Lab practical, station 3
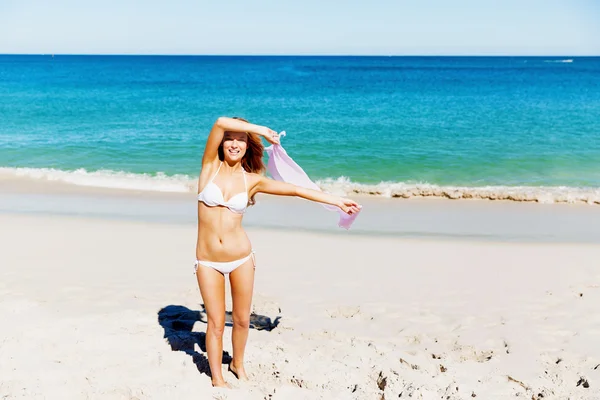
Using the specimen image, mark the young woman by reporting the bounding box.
[195,117,361,387]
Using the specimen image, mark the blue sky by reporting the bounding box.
[0,0,598,55]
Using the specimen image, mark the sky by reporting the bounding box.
[0,0,598,55]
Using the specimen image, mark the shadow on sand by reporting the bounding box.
[157,305,281,376]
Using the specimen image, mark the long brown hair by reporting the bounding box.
[218,117,265,205]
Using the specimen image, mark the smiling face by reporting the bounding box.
[221,131,248,163]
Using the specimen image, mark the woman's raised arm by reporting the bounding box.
[202,117,279,165]
[253,175,361,215]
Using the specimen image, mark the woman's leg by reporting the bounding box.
[196,265,228,387]
[228,257,255,380]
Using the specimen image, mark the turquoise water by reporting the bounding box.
[1,55,599,201]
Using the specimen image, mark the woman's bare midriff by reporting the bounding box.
[196,203,252,261]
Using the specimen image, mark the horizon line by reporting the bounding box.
[1,53,598,57]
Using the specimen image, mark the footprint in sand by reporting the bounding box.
[251,293,282,316]
[452,342,494,363]
[326,305,361,319]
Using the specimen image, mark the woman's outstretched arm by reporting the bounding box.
[202,117,279,165]
[253,175,361,214]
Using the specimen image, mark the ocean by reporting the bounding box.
[1,55,599,203]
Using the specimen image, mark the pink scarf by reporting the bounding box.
[265,132,361,229]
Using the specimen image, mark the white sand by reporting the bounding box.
[1,213,600,399]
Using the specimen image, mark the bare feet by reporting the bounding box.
[229,362,249,381]
[211,379,232,388]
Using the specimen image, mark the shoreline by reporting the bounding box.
[2,177,600,244]
[2,167,600,206]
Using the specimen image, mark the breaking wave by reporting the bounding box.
[543,59,574,63]
[0,167,196,193]
[317,177,600,205]
[2,167,599,205]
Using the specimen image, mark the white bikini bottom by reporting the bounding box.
[194,251,255,275]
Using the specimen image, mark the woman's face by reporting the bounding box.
[222,132,248,163]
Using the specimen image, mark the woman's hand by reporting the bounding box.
[337,197,362,215]
[256,126,280,145]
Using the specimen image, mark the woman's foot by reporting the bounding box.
[229,362,249,381]
[211,379,232,388]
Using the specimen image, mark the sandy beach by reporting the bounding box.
[1,183,600,399]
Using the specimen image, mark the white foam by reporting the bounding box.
[2,167,599,205]
[543,59,574,63]
[0,167,196,193]
[316,177,600,205]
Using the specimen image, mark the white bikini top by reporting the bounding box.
[197,162,249,214]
